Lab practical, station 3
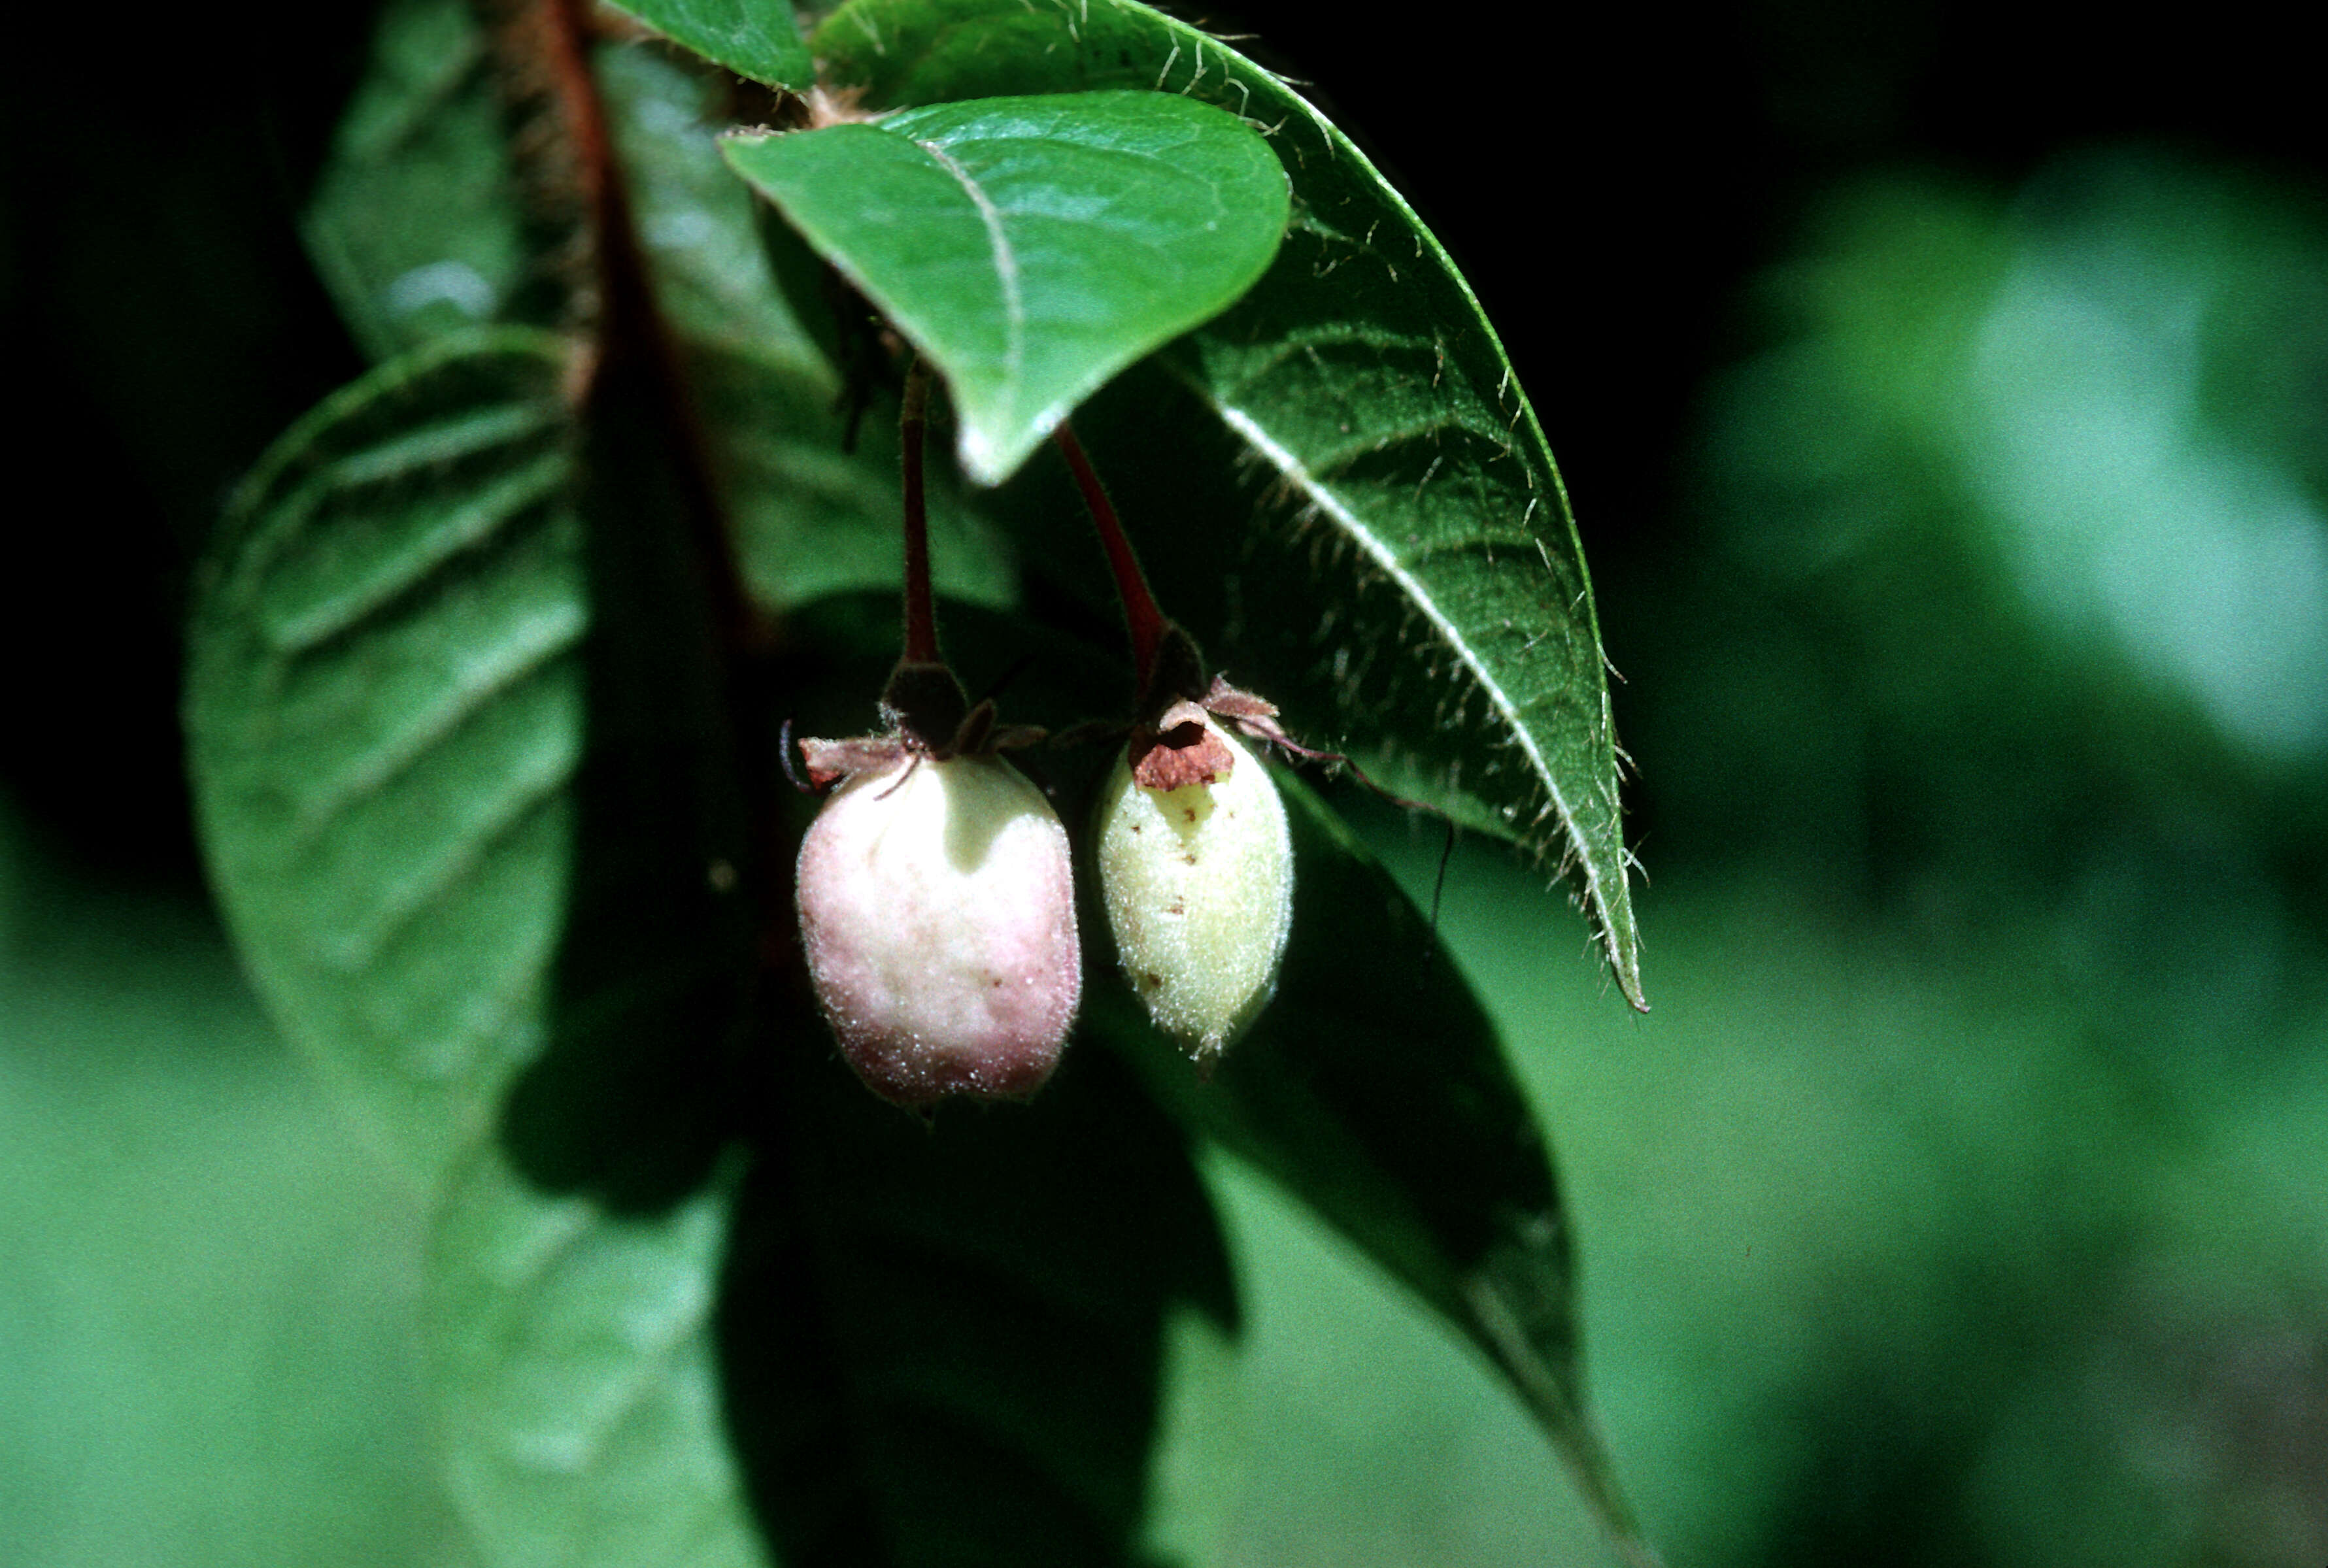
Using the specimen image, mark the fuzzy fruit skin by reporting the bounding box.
[796,755,1079,1106]
[1094,715,1294,1061]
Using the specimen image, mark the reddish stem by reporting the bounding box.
[1053,422,1165,692]
[899,359,939,664]
[532,0,760,655]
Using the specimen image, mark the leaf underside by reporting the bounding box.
[188,331,586,1183]
[723,90,1290,485]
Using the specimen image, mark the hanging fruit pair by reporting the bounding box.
[792,372,1294,1108]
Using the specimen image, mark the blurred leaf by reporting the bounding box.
[186,327,768,1562]
[724,90,1289,485]
[603,0,814,92]
[430,1149,768,1568]
[1674,150,2328,902]
[0,850,437,1568]
[303,0,526,360]
[306,8,1011,612]
[187,330,584,1187]
[1085,769,1657,1567]
[811,0,1642,1007]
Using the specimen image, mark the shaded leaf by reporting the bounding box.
[603,0,815,92]
[718,1034,1237,1568]
[781,588,1652,1563]
[811,0,1643,1007]
[722,90,1289,484]
[1083,769,1657,1567]
[499,293,758,1218]
[187,330,586,1186]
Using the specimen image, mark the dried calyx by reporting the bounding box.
[793,365,1078,1108]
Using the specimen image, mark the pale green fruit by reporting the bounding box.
[1094,713,1294,1061]
[797,754,1079,1105]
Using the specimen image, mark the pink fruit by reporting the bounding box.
[795,753,1080,1106]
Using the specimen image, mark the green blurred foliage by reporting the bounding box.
[0,806,438,1568]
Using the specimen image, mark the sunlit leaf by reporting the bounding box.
[722,90,1289,484]
[602,0,815,92]
[811,0,1643,1007]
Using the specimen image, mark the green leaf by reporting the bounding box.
[1087,771,1658,1568]
[598,41,1020,612]
[430,1150,768,1568]
[721,90,1289,484]
[810,0,1644,1008]
[187,334,1229,1563]
[602,0,815,92]
[186,331,586,1186]
[186,329,768,1563]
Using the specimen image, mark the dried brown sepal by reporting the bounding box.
[1198,675,1278,724]
[1129,699,1238,790]
[798,691,1049,792]
[799,735,908,790]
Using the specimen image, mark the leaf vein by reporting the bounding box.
[1201,395,1608,915]
[914,137,1023,403]
[293,598,584,844]
[328,744,572,975]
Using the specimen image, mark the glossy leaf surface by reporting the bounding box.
[722,90,1289,484]
[811,0,1643,1005]
[602,0,815,91]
